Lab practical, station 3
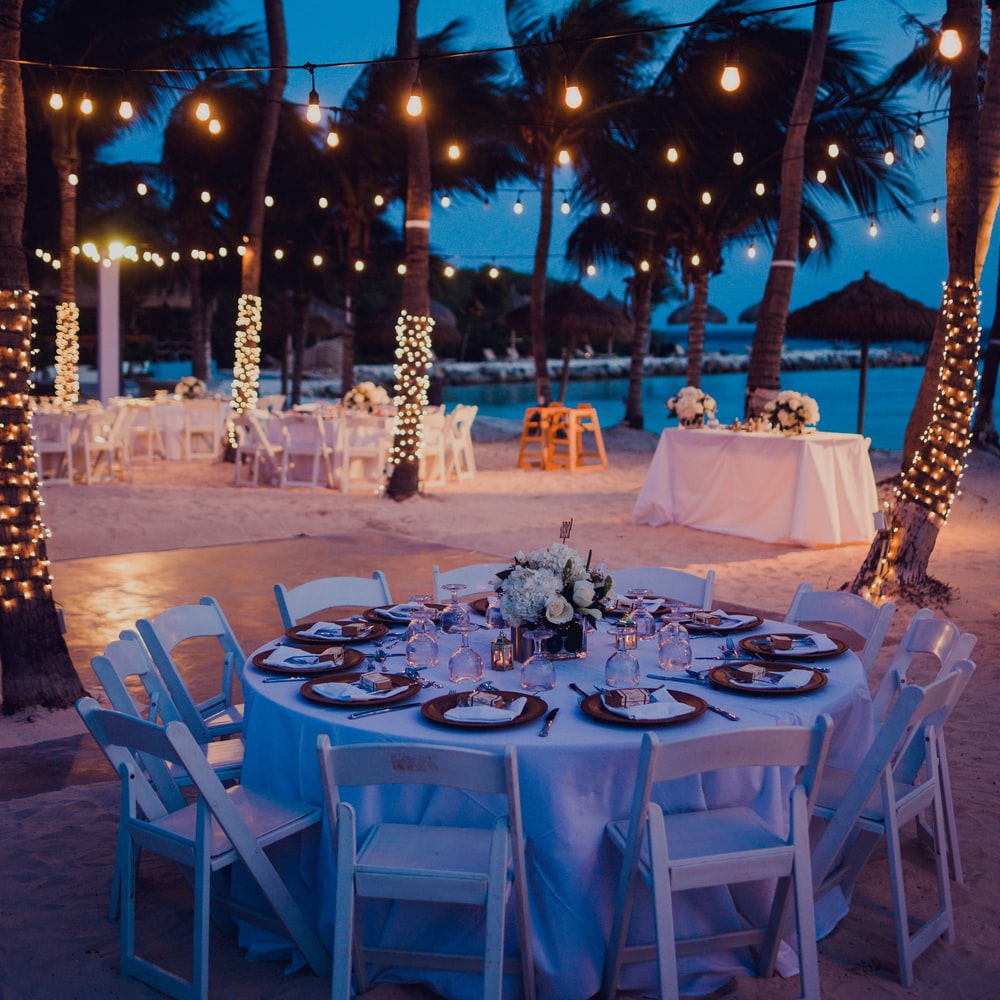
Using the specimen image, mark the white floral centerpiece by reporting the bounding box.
[174,376,206,399]
[761,390,820,434]
[494,543,613,660]
[666,385,718,427]
[343,380,391,412]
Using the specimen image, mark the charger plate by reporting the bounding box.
[681,614,763,634]
[707,662,827,696]
[285,620,388,646]
[468,595,499,616]
[363,604,446,625]
[252,647,365,675]
[738,633,847,660]
[301,671,418,707]
[421,691,547,729]
[581,689,707,727]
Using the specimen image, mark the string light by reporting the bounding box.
[513,193,524,215]
[807,231,818,249]
[700,191,712,205]
[208,118,221,135]
[732,148,744,165]
[564,74,583,109]
[79,92,93,115]
[720,48,740,92]
[754,181,766,196]
[666,146,679,163]
[747,241,756,259]
[406,69,423,117]
[54,302,80,406]
[585,263,597,276]
[447,140,461,160]
[440,194,451,208]
[373,194,384,207]
[827,142,839,158]
[136,182,147,196]
[883,148,895,165]
[646,197,657,211]
[557,148,571,166]
[561,197,571,215]
[48,88,64,111]
[816,168,827,183]
[931,200,940,224]
[228,293,262,439]
[195,99,211,122]
[397,263,407,275]
[443,264,455,278]
[600,201,611,215]
[868,217,878,237]
[388,310,435,470]
[353,259,365,272]
[939,15,962,59]
[488,265,500,279]
[914,113,926,149]
[639,259,650,272]
[306,64,322,123]
[690,252,701,266]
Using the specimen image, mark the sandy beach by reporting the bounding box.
[2,420,998,999]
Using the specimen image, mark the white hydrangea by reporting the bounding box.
[666,385,718,422]
[762,390,821,432]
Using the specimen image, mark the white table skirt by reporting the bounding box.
[239,618,873,999]
[631,428,880,547]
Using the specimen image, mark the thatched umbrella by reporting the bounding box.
[738,301,760,324]
[359,299,462,354]
[787,271,937,434]
[667,301,728,325]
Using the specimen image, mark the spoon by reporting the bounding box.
[568,682,590,701]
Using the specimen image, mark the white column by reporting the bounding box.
[97,257,120,403]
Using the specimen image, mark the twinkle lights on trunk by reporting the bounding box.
[388,310,434,470]
[865,277,980,601]
[0,289,55,611]
[228,293,262,444]
[54,301,80,405]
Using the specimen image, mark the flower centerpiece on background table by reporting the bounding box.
[761,390,820,435]
[494,543,613,661]
[666,385,718,428]
[343,380,391,413]
[174,376,206,399]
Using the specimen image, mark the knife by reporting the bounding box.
[348,703,422,720]
[538,707,560,737]
[706,703,740,722]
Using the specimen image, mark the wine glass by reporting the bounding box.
[440,582,470,634]
[521,627,556,690]
[657,607,692,673]
[626,587,657,641]
[485,595,506,630]
[405,595,439,670]
[605,625,640,687]
[405,594,435,643]
[448,622,483,683]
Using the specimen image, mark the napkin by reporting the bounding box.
[378,603,428,622]
[297,621,366,640]
[443,697,527,723]
[734,667,816,690]
[686,610,757,629]
[760,632,839,655]
[310,680,397,702]
[262,646,343,671]
[602,689,692,721]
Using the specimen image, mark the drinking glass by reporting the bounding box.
[605,625,640,687]
[485,596,506,630]
[626,588,657,641]
[657,608,692,673]
[405,595,439,670]
[440,582,470,634]
[405,594,435,644]
[448,622,483,683]
[520,628,556,690]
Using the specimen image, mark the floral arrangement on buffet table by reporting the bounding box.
[761,389,820,434]
[343,380,392,412]
[493,541,613,659]
[666,385,718,427]
[174,376,207,399]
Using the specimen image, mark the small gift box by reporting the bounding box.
[358,671,392,692]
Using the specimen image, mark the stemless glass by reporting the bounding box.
[605,625,641,687]
[448,622,483,682]
[657,607,692,673]
[626,588,657,641]
[521,628,556,690]
[405,595,439,670]
[440,582,470,634]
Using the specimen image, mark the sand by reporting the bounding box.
[2,420,998,998]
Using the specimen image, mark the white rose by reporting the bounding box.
[572,579,595,607]
[544,595,574,625]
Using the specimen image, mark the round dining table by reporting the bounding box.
[239,609,874,1000]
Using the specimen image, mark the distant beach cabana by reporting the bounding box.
[667,301,728,325]
[738,301,761,324]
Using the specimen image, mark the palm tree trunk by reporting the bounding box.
[853,0,981,598]
[745,0,833,418]
[530,153,555,406]
[53,123,81,405]
[624,267,653,429]
[230,0,287,428]
[0,0,83,713]
[188,257,209,381]
[386,0,432,501]
[684,271,710,387]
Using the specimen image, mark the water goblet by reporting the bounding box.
[440,582,470,634]
[404,594,435,643]
[448,622,483,683]
[520,628,556,691]
[405,595,439,670]
[485,595,506,630]
[657,607,692,673]
[605,625,641,687]
[626,588,657,641]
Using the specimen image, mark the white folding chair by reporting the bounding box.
[275,410,333,488]
[232,410,284,487]
[432,562,509,602]
[810,662,973,987]
[607,567,715,610]
[75,405,134,484]
[335,410,391,493]
[784,582,896,676]
[77,698,329,1000]
[128,401,166,461]
[316,737,535,1000]
[136,596,245,741]
[273,571,392,628]
[446,404,478,481]
[601,716,832,1000]
[181,399,223,460]
[419,409,450,488]
[32,410,75,484]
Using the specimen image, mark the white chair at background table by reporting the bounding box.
[77,698,329,1000]
[32,410,76,484]
[334,410,392,493]
[123,400,167,461]
[601,716,833,1000]
[316,737,535,1000]
[432,562,508,603]
[608,567,715,610]
[181,399,225,460]
[232,411,284,487]
[784,582,896,676]
[275,410,333,489]
[274,571,392,628]
[446,403,478,481]
[809,661,973,987]
[74,405,135,484]
[419,408,450,487]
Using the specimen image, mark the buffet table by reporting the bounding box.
[631,428,879,547]
[239,613,874,999]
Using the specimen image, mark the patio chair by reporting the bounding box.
[601,716,833,1000]
[784,582,896,676]
[275,410,333,488]
[419,408,450,488]
[77,698,329,1000]
[446,404,478,480]
[432,562,509,602]
[74,405,135,484]
[232,410,284,487]
[316,737,535,1000]
[274,571,392,628]
[127,401,166,461]
[608,567,715,610]
[32,410,75,484]
[335,410,392,493]
[181,399,224,460]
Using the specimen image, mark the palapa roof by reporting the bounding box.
[786,271,937,341]
[504,284,631,341]
[667,301,728,324]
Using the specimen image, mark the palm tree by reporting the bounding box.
[21,0,259,405]
[0,0,83,713]
[504,0,658,406]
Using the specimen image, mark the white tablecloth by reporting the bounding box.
[631,428,879,547]
[239,617,873,999]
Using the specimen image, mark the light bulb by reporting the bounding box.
[274,248,284,260]
[447,142,460,160]
[208,118,221,135]
[586,263,597,276]
[732,149,744,166]
[931,202,940,224]
[354,259,364,271]
[79,93,93,115]
[397,263,407,275]
[816,168,827,184]
[691,252,701,267]
[406,85,423,117]
[444,265,455,278]
[914,128,926,150]
[600,201,611,215]
[754,181,766,196]
[513,196,524,215]
[118,98,134,120]
[557,148,571,166]
[666,146,679,163]
[639,259,650,272]
[808,232,818,249]
[326,129,340,148]
[646,197,657,212]
[561,198,571,215]
[939,27,962,59]
[440,194,451,208]
[373,194,385,206]
[195,100,210,122]
[827,142,840,158]
[264,194,274,207]
[318,196,329,209]
[306,90,321,124]
[49,90,64,111]
[200,190,211,203]
[564,81,582,109]
[313,254,324,267]
[137,182,148,196]
[701,191,712,205]
[68,173,78,187]
[869,218,878,237]
[720,63,741,92]
[488,266,500,279]
[884,149,895,165]
[747,241,757,259]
